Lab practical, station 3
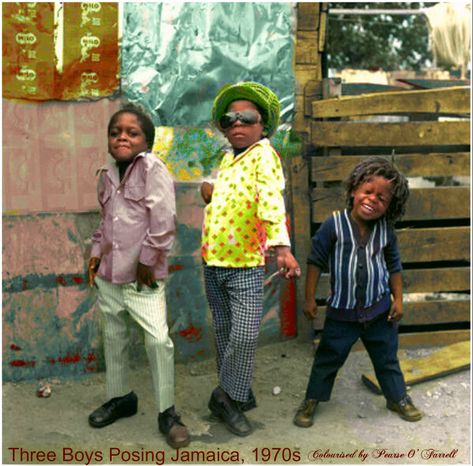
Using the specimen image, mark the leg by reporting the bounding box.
[204,265,232,373]
[89,277,137,428]
[361,317,406,403]
[305,318,360,401]
[95,276,131,399]
[361,317,423,422]
[124,281,190,447]
[219,267,264,402]
[123,281,175,413]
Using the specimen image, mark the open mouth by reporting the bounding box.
[361,203,375,213]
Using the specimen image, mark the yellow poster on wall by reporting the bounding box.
[2,2,119,101]
[60,2,119,100]
[2,3,56,101]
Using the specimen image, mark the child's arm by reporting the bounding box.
[304,264,321,320]
[138,160,176,284]
[388,272,403,321]
[88,170,107,287]
[255,146,300,277]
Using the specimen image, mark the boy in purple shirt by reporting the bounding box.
[87,103,190,449]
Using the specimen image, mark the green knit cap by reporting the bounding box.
[211,81,281,137]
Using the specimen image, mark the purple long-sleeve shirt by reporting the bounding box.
[90,151,176,284]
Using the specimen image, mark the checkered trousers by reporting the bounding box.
[204,265,264,402]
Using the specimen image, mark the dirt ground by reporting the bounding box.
[2,339,471,465]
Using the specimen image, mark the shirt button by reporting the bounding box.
[113,216,119,222]
[358,263,363,268]
[117,190,121,194]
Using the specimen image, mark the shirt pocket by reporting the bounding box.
[124,185,146,202]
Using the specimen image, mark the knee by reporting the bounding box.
[145,332,173,352]
[231,329,258,350]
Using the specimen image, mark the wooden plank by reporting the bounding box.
[311,152,470,182]
[341,83,404,96]
[362,340,470,394]
[357,330,470,350]
[297,3,320,31]
[296,30,319,65]
[312,86,470,118]
[316,267,470,298]
[312,186,470,222]
[396,79,471,90]
[295,64,322,94]
[314,330,471,351]
[318,9,327,52]
[397,227,470,263]
[312,300,470,330]
[304,80,322,116]
[289,156,313,339]
[311,120,471,147]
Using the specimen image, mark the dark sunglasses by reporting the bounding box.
[219,110,261,129]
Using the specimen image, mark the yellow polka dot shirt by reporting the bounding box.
[202,138,290,267]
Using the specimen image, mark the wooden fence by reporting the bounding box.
[307,84,470,347]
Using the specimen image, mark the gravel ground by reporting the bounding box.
[2,339,471,465]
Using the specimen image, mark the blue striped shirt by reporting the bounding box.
[308,209,402,322]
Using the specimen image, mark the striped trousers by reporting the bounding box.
[95,276,175,412]
[204,265,264,402]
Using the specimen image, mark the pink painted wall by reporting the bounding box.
[2,98,119,214]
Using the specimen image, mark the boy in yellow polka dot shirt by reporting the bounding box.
[201,82,300,437]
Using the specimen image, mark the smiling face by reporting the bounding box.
[350,176,393,225]
[222,100,264,150]
[108,112,148,163]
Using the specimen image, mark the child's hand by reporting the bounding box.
[136,263,157,291]
[200,181,214,204]
[274,246,301,279]
[303,299,318,320]
[388,300,403,321]
[87,257,101,287]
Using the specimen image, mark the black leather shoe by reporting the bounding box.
[208,387,252,436]
[158,406,191,449]
[88,391,138,428]
[236,388,257,412]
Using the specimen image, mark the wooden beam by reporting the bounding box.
[316,267,470,298]
[312,86,470,118]
[312,300,470,330]
[311,152,470,182]
[289,156,313,339]
[311,120,471,147]
[312,186,470,222]
[356,330,470,350]
[362,340,470,394]
[297,3,320,31]
[397,227,470,263]
[296,30,319,65]
[329,8,426,16]
[313,330,470,351]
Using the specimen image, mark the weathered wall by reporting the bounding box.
[2,2,301,382]
[2,99,291,382]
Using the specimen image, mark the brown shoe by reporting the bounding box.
[293,399,318,427]
[386,395,423,422]
[158,406,190,448]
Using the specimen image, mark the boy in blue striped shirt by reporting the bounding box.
[294,157,423,427]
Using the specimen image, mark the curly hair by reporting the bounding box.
[345,156,410,223]
[108,103,155,149]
